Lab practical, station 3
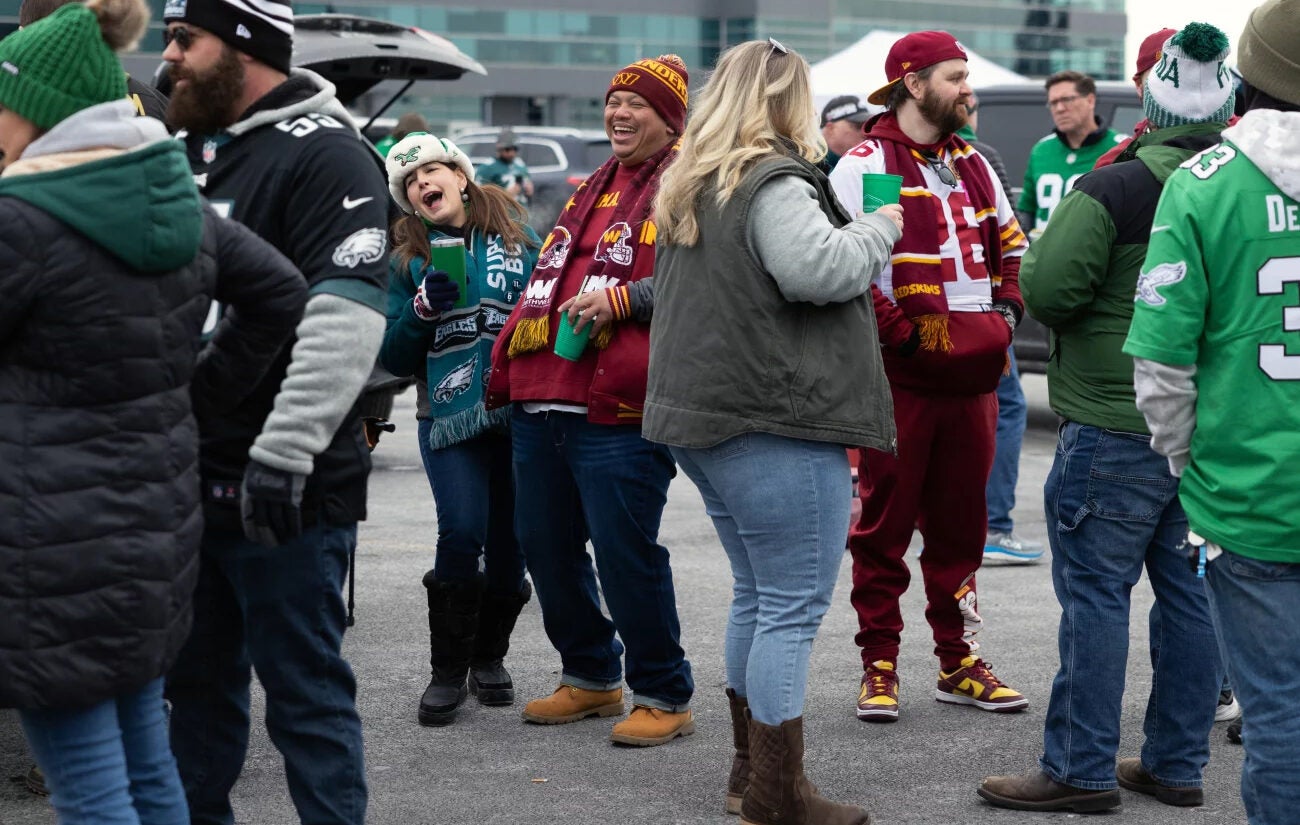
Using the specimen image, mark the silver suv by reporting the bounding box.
[453,126,612,234]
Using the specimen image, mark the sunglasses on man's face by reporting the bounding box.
[162,26,201,51]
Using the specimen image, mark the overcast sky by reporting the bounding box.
[1125,2,1253,73]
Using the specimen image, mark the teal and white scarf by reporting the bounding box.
[419,227,532,449]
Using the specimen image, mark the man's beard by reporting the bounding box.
[166,46,245,134]
[918,85,968,137]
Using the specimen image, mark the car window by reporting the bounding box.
[582,140,613,171]
[458,139,494,166]
[519,142,562,169]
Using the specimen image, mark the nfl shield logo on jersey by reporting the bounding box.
[202,139,218,164]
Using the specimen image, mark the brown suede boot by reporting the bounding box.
[740,713,870,825]
[725,688,750,815]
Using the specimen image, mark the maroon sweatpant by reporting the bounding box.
[848,383,997,672]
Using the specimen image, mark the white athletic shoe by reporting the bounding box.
[983,531,1045,564]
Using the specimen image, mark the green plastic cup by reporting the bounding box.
[428,237,468,309]
[553,311,589,361]
[861,173,903,213]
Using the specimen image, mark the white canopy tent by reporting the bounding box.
[811,31,1033,113]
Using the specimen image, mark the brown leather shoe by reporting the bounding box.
[978,771,1120,812]
[521,685,624,724]
[725,688,749,814]
[609,706,695,746]
[1116,758,1203,806]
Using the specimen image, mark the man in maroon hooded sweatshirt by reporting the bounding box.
[829,30,1031,725]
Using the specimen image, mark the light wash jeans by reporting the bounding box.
[1039,422,1220,790]
[672,433,849,725]
[986,347,1026,533]
[1206,548,1300,825]
[21,677,187,825]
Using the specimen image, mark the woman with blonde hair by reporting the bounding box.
[645,39,903,825]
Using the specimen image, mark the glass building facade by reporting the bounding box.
[0,0,1126,134]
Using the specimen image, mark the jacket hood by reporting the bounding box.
[226,68,361,139]
[1222,109,1300,202]
[0,101,201,272]
[1133,122,1227,184]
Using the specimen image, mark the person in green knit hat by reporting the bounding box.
[979,21,1236,813]
[0,0,307,821]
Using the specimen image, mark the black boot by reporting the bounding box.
[468,580,532,706]
[419,572,483,726]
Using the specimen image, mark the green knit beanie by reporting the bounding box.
[0,3,128,131]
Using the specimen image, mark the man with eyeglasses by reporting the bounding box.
[1017,70,1124,239]
[829,30,1031,725]
[158,0,390,822]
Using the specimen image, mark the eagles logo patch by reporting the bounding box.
[1135,261,1186,306]
[332,227,387,269]
[392,146,420,166]
[433,354,479,403]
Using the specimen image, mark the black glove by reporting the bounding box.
[992,299,1021,333]
[895,326,922,357]
[412,268,460,320]
[240,459,305,547]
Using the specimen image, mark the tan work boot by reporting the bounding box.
[725,688,750,814]
[740,713,870,825]
[609,705,695,746]
[521,685,624,724]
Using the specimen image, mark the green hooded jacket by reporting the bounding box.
[0,139,201,272]
[1020,123,1226,433]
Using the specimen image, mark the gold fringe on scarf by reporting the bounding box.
[507,316,551,358]
[915,314,953,353]
[592,324,614,350]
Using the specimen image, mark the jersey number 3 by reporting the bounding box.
[1258,256,1300,380]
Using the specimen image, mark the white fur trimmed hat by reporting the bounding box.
[384,132,476,214]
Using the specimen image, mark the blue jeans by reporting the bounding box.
[166,524,366,825]
[21,677,187,825]
[417,421,525,593]
[510,408,692,711]
[672,434,849,725]
[986,348,1025,533]
[1040,422,1220,790]
[1206,548,1300,825]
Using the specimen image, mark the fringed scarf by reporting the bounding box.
[865,112,1002,352]
[506,141,675,358]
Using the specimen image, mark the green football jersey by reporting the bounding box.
[1124,139,1300,561]
[1018,129,1123,238]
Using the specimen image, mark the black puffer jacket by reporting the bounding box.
[0,105,306,710]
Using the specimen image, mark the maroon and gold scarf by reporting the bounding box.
[506,142,675,357]
[865,112,1001,352]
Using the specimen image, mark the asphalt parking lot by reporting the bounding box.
[0,376,1247,824]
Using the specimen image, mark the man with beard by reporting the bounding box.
[158,0,389,822]
[829,30,1030,724]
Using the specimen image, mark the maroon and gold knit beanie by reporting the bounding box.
[606,54,689,133]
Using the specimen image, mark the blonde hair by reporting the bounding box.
[655,40,824,247]
[86,0,149,52]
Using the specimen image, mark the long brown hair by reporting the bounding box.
[392,177,538,273]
